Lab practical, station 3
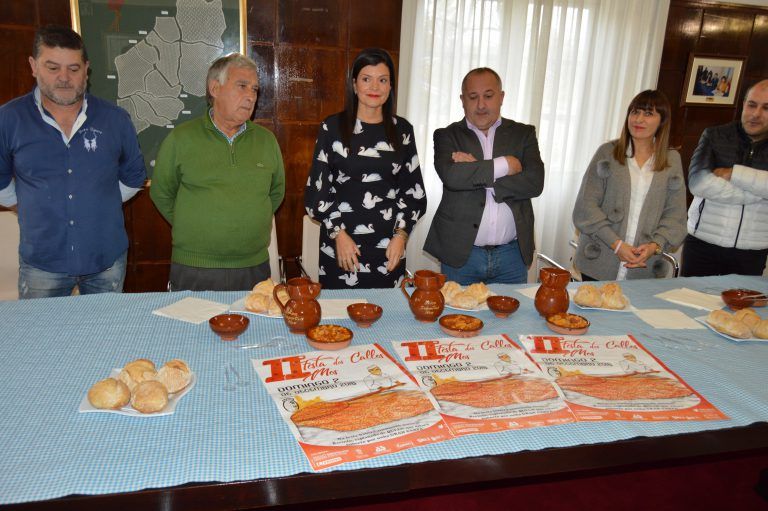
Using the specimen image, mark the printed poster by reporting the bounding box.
[520,334,728,421]
[253,343,452,471]
[392,335,575,435]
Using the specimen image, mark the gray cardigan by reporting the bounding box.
[572,141,687,280]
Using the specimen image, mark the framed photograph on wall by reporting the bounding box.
[70,0,246,176]
[682,54,746,107]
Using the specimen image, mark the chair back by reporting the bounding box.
[268,216,282,282]
[300,215,321,281]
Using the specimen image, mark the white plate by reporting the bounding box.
[574,297,636,313]
[694,316,767,343]
[79,369,196,417]
[229,297,282,318]
[445,302,489,312]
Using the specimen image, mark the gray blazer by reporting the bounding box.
[424,118,545,267]
[572,141,687,280]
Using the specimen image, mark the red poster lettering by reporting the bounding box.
[262,356,311,382]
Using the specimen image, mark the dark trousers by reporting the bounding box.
[169,261,271,291]
[681,234,768,277]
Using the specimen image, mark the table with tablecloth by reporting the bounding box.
[0,274,767,506]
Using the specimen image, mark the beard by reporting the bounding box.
[38,80,86,107]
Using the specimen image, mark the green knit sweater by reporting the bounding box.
[150,113,285,268]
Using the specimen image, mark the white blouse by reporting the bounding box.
[616,153,655,281]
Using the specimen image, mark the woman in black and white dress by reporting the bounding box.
[304,48,426,289]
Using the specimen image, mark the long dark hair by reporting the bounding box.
[339,48,400,150]
[613,89,672,172]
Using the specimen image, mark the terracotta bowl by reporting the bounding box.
[439,314,484,338]
[306,324,354,351]
[721,288,768,310]
[347,303,383,328]
[209,313,250,341]
[546,313,590,335]
[486,295,520,318]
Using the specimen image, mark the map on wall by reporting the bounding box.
[73,0,243,176]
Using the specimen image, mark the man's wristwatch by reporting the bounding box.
[653,242,662,255]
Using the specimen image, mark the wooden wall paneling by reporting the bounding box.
[251,44,276,119]
[246,0,276,44]
[349,1,403,50]
[659,5,702,70]
[697,8,753,54]
[273,121,319,258]
[0,27,36,103]
[275,47,347,121]
[744,15,768,80]
[38,0,71,26]
[0,1,38,25]
[278,0,348,46]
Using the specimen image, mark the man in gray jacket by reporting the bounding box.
[424,68,544,284]
[682,79,768,276]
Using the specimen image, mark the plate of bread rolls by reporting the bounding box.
[573,283,635,312]
[229,279,286,318]
[441,281,494,312]
[696,308,768,342]
[80,358,195,416]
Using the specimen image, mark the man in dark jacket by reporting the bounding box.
[424,68,545,284]
[682,79,768,276]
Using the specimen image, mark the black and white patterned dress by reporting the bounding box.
[304,113,426,289]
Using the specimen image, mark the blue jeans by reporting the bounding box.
[19,251,128,299]
[441,240,527,285]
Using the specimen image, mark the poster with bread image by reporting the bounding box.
[253,344,451,471]
[392,335,575,436]
[696,307,768,342]
[80,358,195,416]
[520,334,727,422]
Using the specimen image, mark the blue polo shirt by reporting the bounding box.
[0,90,146,275]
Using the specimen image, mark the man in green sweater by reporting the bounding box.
[150,53,285,291]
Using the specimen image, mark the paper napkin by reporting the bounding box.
[654,288,724,311]
[152,297,229,324]
[633,309,705,329]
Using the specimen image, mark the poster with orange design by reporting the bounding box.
[253,343,452,471]
[391,335,575,436]
[519,334,728,422]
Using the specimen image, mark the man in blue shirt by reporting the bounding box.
[0,25,146,298]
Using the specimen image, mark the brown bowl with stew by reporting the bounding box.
[546,312,590,335]
[306,324,354,351]
[439,314,484,338]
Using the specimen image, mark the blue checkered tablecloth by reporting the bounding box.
[0,275,767,505]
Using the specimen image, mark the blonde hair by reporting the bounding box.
[613,90,672,172]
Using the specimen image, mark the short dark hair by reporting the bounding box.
[33,25,88,62]
[461,67,503,94]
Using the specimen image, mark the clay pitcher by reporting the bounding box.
[273,277,322,334]
[535,267,571,317]
[401,270,446,322]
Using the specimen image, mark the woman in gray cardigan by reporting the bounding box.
[572,90,687,281]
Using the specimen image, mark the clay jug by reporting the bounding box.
[535,267,571,317]
[401,270,446,322]
[273,277,322,334]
